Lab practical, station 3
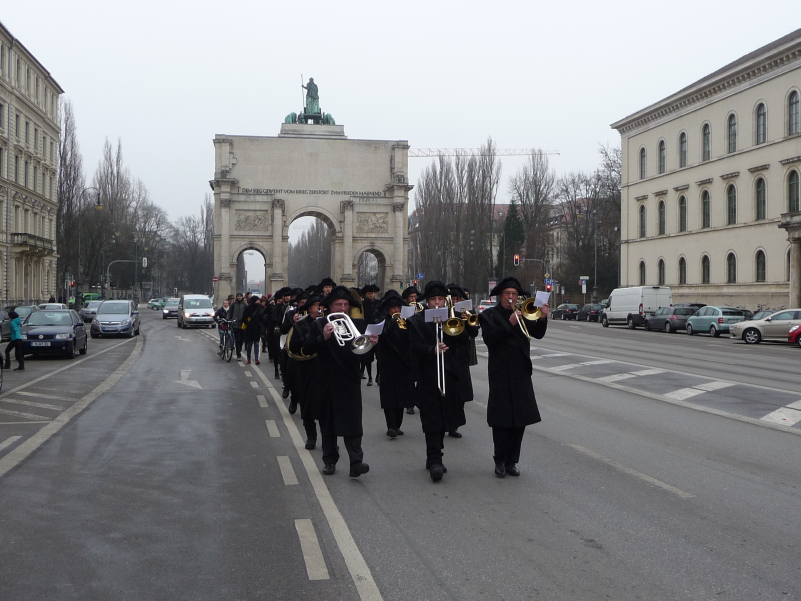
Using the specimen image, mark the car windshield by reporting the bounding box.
[185,299,212,309]
[27,311,72,326]
[87,301,103,309]
[166,301,179,308]
[15,307,33,317]
[674,308,696,316]
[721,309,744,316]
[589,304,603,310]
[98,302,130,315]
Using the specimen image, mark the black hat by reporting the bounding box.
[401,285,419,300]
[362,284,380,293]
[322,285,362,308]
[319,277,336,288]
[291,287,304,297]
[448,285,467,300]
[305,284,318,295]
[298,294,323,313]
[378,290,406,312]
[490,277,527,296]
[8,311,18,319]
[276,287,291,298]
[422,280,449,299]
[247,295,259,305]
[293,292,309,306]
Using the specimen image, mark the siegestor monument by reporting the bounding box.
[210,78,412,299]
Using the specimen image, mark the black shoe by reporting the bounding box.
[349,462,370,477]
[236,353,241,360]
[322,464,336,475]
[13,366,24,371]
[395,429,404,436]
[429,464,444,482]
[386,429,397,438]
[288,399,297,414]
[494,462,506,478]
[505,464,520,477]
[367,378,372,386]
[274,370,280,379]
[406,407,415,415]
[3,362,10,370]
[361,374,367,380]
[448,430,462,438]
[305,439,317,450]
[282,387,290,400]
[375,375,380,385]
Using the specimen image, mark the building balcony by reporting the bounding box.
[10,232,56,255]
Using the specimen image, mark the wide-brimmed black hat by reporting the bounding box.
[276,287,291,298]
[319,277,336,288]
[378,290,406,312]
[401,285,419,300]
[322,285,362,308]
[490,277,527,296]
[362,284,380,293]
[304,284,318,295]
[448,285,467,299]
[423,280,449,299]
[298,294,323,313]
[293,292,309,307]
[291,287,304,297]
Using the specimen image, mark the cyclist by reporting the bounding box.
[227,292,246,360]
[214,299,230,344]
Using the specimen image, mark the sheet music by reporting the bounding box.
[534,291,551,307]
[399,306,415,319]
[424,307,448,323]
[453,299,473,312]
[365,320,385,336]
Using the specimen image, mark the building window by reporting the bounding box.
[0,148,3,178]
[25,121,29,144]
[702,190,711,228]
[727,185,736,225]
[34,128,38,150]
[756,103,767,144]
[658,259,665,285]
[50,140,54,162]
[639,148,646,179]
[33,166,37,192]
[679,196,687,232]
[790,91,800,136]
[756,178,766,220]
[727,253,737,283]
[639,204,646,238]
[639,261,646,285]
[14,113,19,137]
[755,250,766,282]
[24,161,28,188]
[679,257,687,284]
[790,170,800,213]
[702,255,711,284]
[728,115,737,153]
[679,132,687,168]
[0,103,3,128]
[658,140,666,174]
[702,124,711,160]
[658,200,666,235]
[14,156,18,182]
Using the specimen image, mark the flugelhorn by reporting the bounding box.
[327,312,373,354]
[514,297,542,340]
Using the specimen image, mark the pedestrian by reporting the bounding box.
[227,292,246,359]
[401,285,421,415]
[302,286,378,477]
[281,291,308,409]
[241,296,263,365]
[214,299,230,345]
[4,311,25,371]
[48,295,56,303]
[375,291,415,437]
[360,284,380,385]
[444,284,479,439]
[478,277,549,478]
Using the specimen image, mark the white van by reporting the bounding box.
[601,286,672,329]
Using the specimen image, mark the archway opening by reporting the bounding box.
[356,248,386,290]
[288,216,335,288]
[240,249,268,296]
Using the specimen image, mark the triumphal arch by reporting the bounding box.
[210,85,411,299]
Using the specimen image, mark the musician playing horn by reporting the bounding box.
[478,276,549,478]
[303,286,378,478]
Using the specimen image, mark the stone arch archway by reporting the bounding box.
[353,245,389,290]
[229,242,271,294]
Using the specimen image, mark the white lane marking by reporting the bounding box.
[788,400,801,410]
[694,380,735,392]
[549,364,577,372]
[175,336,191,342]
[0,398,63,411]
[0,436,22,452]
[630,368,666,376]
[14,391,76,400]
[294,519,330,580]
[257,394,268,408]
[568,444,694,499]
[175,370,202,389]
[250,381,259,389]
[0,336,143,479]
[761,407,801,426]
[473,401,487,408]
[539,353,573,357]
[663,388,705,401]
[581,359,615,366]
[0,407,50,420]
[277,455,298,485]
[252,364,383,601]
[244,371,253,378]
[265,420,280,437]
[597,373,637,383]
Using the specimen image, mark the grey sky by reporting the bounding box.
[3,1,797,278]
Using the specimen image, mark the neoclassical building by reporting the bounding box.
[0,22,62,305]
[612,29,801,309]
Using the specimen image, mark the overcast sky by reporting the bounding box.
[3,1,797,279]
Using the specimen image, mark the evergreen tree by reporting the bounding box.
[496,199,525,278]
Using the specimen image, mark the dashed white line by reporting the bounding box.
[694,380,735,392]
[663,388,706,401]
[597,373,638,383]
[14,391,75,401]
[244,371,253,378]
[257,394,268,408]
[294,519,330,580]
[539,353,573,357]
[630,368,666,376]
[250,381,259,389]
[277,456,298,485]
[788,400,801,410]
[549,364,577,372]
[0,436,21,452]
[0,407,50,421]
[0,398,63,411]
[265,420,280,437]
[761,407,801,426]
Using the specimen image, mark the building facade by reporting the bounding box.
[0,22,62,305]
[612,29,801,309]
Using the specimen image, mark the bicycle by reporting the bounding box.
[218,319,235,362]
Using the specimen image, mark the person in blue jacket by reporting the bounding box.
[4,311,24,371]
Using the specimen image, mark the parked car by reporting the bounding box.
[729,309,801,344]
[552,303,580,320]
[478,300,494,313]
[739,309,754,320]
[91,300,141,338]
[21,309,87,358]
[751,310,776,321]
[7,305,39,321]
[38,303,68,310]
[149,297,167,310]
[0,309,9,341]
[80,300,103,323]
[644,306,697,333]
[577,303,604,322]
[674,302,706,310]
[686,306,746,337]
[177,295,215,329]
[601,286,673,329]
[162,298,180,319]
[789,324,801,347]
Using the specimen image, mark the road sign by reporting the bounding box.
[579,275,589,280]
[544,273,550,279]
[417,273,424,279]
[213,276,219,282]
[582,283,587,294]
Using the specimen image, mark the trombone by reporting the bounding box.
[434,314,446,396]
[513,297,542,340]
[327,312,373,354]
[443,296,465,337]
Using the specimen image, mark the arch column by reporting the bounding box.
[779,212,801,308]
[271,199,285,293]
[341,201,355,282]
[392,202,405,282]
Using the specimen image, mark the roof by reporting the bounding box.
[0,20,65,94]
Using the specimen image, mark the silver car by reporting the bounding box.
[90,300,141,338]
[80,300,103,323]
[729,309,801,344]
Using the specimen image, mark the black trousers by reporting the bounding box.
[233,328,244,356]
[320,398,363,466]
[303,418,319,442]
[492,426,526,466]
[383,408,404,431]
[425,431,445,469]
[4,340,24,367]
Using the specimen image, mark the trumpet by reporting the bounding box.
[391,313,407,330]
[514,297,542,340]
[327,312,373,354]
[413,302,425,314]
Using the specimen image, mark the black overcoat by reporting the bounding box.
[302,317,367,437]
[408,313,468,433]
[360,298,378,364]
[479,304,547,428]
[241,304,263,342]
[376,317,416,410]
[288,315,321,421]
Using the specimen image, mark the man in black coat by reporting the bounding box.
[226,292,246,359]
[281,290,307,410]
[408,281,473,482]
[444,284,479,439]
[478,277,549,478]
[376,291,415,437]
[265,288,288,379]
[303,286,379,477]
[360,284,380,385]
[287,294,324,449]
[401,285,421,415]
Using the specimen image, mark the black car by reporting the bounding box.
[644,306,697,333]
[577,303,604,322]
[552,303,580,320]
[21,309,88,358]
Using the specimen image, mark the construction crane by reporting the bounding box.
[408,148,560,158]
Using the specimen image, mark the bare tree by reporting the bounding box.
[56,99,85,298]
[287,219,333,287]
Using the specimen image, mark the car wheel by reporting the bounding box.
[602,316,609,328]
[177,318,181,328]
[128,329,135,338]
[686,323,694,335]
[644,321,651,331]
[627,317,636,329]
[67,341,76,359]
[665,322,672,334]
[135,326,140,336]
[796,336,801,348]
[709,325,719,337]
[79,338,88,355]
[743,328,761,344]
[561,314,566,321]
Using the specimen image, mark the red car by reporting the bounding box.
[789,324,801,347]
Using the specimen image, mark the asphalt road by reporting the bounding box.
[1,310,799,600]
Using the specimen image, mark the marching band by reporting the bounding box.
[229,275,549,481]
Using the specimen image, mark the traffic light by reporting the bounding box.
[513,254,520,267]
[70,280,75,288]
[414,279,418,285]
[545,284,552,293]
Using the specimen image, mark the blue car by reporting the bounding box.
[21,309,88,358]
[685,306,746,337]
